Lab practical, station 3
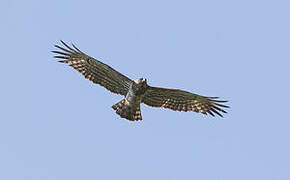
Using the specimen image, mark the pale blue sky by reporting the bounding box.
[1,0,289,179]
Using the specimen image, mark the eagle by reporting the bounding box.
[52,41,229,121]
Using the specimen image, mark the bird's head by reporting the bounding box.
[133,78,148,95]
[134,78,147,84]
[140,78,147,84]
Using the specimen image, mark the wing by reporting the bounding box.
[52,41,133,96]
[142,86,229,117]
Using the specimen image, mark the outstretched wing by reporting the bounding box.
[142,86,229,117]
[52,41,133,96]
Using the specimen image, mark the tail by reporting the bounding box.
[112,99,142,121]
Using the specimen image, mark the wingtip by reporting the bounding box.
[58,60,67,63]
[60,40,66,45]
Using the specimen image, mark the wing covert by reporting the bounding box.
[52,41,133,96]
[142,86,229,117]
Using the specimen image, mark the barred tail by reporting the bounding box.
[112,99,142,121]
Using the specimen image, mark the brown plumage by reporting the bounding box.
[142,87,229,117]
[53,41,229,121]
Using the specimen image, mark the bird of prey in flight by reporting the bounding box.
[52,41,229,121]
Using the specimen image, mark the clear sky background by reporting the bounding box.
[1,0,289,179]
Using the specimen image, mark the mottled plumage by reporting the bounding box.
[53,41,229,121]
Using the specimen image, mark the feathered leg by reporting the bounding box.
[112,99,142,121]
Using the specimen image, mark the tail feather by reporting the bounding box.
[112,99,142,121]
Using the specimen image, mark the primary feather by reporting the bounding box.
[53,41,229,121]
